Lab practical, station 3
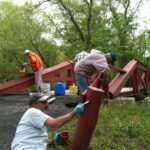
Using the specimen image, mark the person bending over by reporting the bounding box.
[74,49,125,94]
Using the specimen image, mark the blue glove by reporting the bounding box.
[22,62,28,67]
[53,132,61,142]
[73,103,84,114]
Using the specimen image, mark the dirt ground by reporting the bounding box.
[0,94,80,150]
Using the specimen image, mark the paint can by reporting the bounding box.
[54,82,66,95]
[60,131,69,145]
[69,85,77,94]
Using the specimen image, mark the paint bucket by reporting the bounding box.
[60,131,69,145]
[69,85,77,94]
[54,82,66,95]
[69,86,74,94]
[40,82,50,94]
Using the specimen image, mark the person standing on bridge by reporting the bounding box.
[74,49,125,94]
[22,50,43,93]
[11,93,85,150]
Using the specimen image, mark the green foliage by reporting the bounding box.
[95,101,150,150]
[47,101,150,150]
[134,30,150,66]
[46,0,148,68]
[0,0,149,83]
[0,1,65,82]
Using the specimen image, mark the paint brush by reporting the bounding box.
[83,100,90,105]
[48,97,56,104]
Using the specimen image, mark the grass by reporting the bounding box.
[48,100,150,150]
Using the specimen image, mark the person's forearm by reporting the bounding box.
[45,103,84,128]
[109,65,124,73]
[52,112,76,128]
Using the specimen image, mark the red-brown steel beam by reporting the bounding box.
[109,59,137,97]
[71,86,104,150]
[137,60,150,91]
[142,71,149,90]
[137,72,147,90]
[0,70,33,75]
[90,71,109,102]
[67,69,74,88]
[109,59,150,98]
[44,76,73,82]
[0,76,35,95]
[0,61,74,95]
[137,60,149,71]
[43,62,72,78]
[131,69,141,99]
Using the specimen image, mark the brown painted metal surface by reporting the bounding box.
[0,70,33,75]
[71,86,104,150]
[0,59,149,98]
[109,59,150,98]
[131,69,141,98]
[109,60,137,96]
[0,61,74,95]
[90,71,109,103]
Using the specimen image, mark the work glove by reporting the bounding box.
[53,132,61,142]
[73,103,84,114]
[22,62,28,67]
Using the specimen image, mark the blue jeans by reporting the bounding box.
[75,73,89,94]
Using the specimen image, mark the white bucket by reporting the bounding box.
[40,82,50,94]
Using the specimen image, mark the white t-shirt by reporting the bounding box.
[11,108,49,150]
[74,51,89,62]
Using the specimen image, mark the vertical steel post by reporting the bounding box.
[71,86,104,150]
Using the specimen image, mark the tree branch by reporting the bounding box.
[24,13,50,67]
[85,0,93,49]
[47,16,77,47]
[58,0,85,42]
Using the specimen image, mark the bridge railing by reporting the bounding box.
[0,61,74,95]
[109,59,150,100]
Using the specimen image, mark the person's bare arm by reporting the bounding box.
[44,112,76,128]
[109,65,126,73]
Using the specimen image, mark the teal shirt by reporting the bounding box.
[11,108,49,150]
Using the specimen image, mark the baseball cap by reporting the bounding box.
[29,93,50,106]
[24,49,30,55]
[110,52,116,65]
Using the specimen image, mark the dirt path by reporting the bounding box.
[0,94,80,150]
